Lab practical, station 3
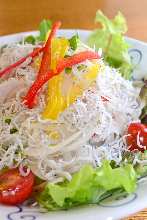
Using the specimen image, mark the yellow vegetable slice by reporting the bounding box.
[42,37,100,120]
[50,38,69,71]
[66,63,99,106]
[84,63,99,81]
[42,74,65,119]
[42,37,69,119]
[42,63,99,120]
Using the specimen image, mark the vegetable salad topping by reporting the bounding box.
[0,11,146,209]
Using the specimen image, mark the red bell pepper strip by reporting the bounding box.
[0,21,61,78]
[0,47,44,78]
[23,51,100,108]
[101,96,110,102]
[23,21,61,108]
[37,21,61,79]
[55,51,100,73]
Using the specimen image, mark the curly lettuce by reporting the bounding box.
[38,161,137,210]
[88,10,132,79]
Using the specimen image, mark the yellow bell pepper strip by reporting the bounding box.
[43,75,80,119]
[42,38,69,119]
[42,74,65,119]
[42,63,100,120]
[84,63,99,80]
[50,38,69,71]
[23,51,100,108]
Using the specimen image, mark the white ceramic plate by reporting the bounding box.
[0,30,147,220]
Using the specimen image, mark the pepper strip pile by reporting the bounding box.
[23,51,100,108]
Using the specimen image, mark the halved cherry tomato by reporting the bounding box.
[0,168,34,205]
[127,122,147,152]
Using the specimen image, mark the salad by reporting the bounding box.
[0,11,146,210]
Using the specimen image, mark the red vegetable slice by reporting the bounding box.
[37,21,61,79]
[0,21,61,79]
[0,168,34,205]
[55,51,100,73]
[127,122,147,152]
[101,96,110,102]
[23,51,100,108]
[0,47,44,78]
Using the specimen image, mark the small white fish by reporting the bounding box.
[0,78,25,104]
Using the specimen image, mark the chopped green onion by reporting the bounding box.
[69,34,79,50]
[10,128,18,134]
[65,67,72,74]
[64,55,71,58]
[5,118,11,125]
[24,35,36,45]
[77,64,86,71]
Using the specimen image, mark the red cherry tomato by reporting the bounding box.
[127,122,147,152]
[0,168,34,205]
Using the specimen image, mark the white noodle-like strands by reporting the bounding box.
[0,44,143,182]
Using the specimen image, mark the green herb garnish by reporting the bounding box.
[10,128,18,134]
[69,34,79,50]
[24,35,36,44]
[5,118,11,125]
[65,67,72,74]
[64,55,71,58]
[77,64,86,71]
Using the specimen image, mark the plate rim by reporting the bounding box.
[0,28,147,220]
[0,29,147,46]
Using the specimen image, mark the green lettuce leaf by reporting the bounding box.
[134,151,147,178]
[37,19,52,42]
[87,10,132,79]
[24,19,52,44]
[38,161,137,210]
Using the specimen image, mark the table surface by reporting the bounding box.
[0,0,147,219]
